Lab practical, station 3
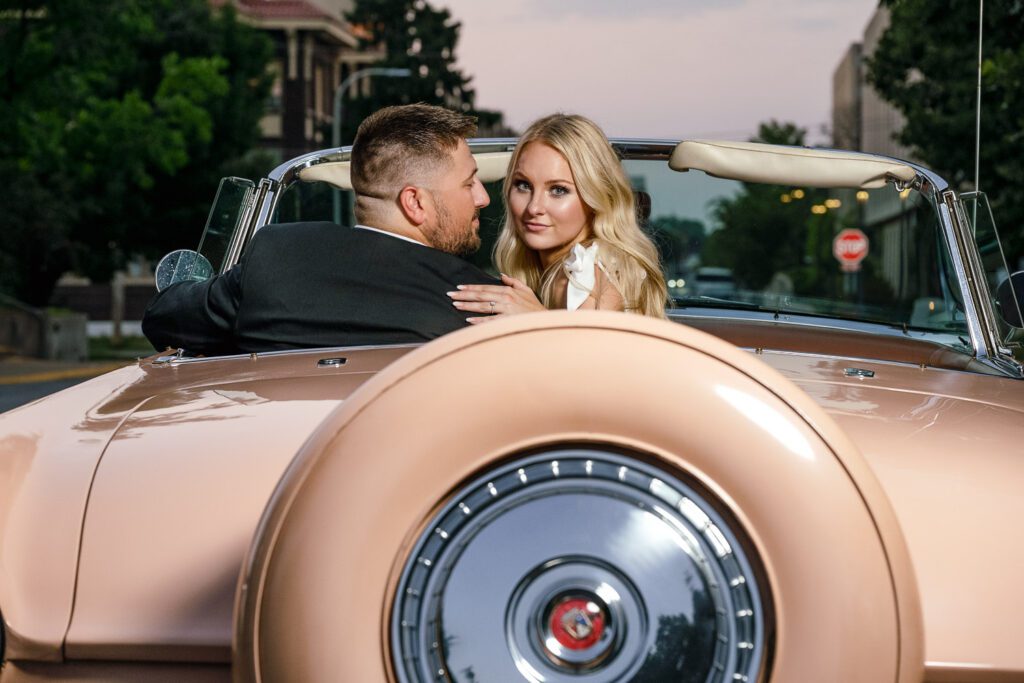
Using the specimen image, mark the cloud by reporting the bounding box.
[443,0,879,141]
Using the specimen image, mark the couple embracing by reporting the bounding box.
[143,104,668,355]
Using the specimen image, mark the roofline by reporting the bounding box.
[230,11,358,48]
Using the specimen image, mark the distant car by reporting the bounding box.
[692,266,737,299]
[1,139,1023,683]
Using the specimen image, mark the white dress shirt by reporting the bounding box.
[353,224,427,247]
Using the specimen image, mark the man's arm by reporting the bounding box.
[142,265,243,355]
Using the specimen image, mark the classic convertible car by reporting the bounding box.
[1,138,1022,683]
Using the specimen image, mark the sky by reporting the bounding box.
[439,0,880,144]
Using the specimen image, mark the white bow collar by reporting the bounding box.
[564,243,599,311]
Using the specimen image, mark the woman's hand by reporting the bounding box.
[448,274,547,323]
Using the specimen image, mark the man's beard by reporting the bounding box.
[425,194,480,256]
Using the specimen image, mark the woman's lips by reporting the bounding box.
[523,221,550,232]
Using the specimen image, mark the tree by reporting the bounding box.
[867,0,1024,264]
[0,0,273,305]
[701,121,834,291]
[340,0,507,145]
[648,216,705,276]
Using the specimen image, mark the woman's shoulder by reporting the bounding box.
[581,240,629,288]
[583,239,627,270]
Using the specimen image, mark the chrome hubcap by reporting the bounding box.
[391,450,767,682]
[510,557,636,676]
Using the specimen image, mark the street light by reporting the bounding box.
[332,67,412,224]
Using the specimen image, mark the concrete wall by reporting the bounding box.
[42,311,88,361]
[0,296,88,360]
[830,6,915,161]
[859,7,913,159]
[0,298,43,358]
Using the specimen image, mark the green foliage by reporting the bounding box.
[701,121,829,290]
[341,0,507,143]
[648,216,706,275]
[0,0,273,305]
[867,0,1024,264]
[751,119,806,147]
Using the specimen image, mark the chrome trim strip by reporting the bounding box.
[249,177,280,241]
[668,309,968,346]
[234,180,264,258]
[941,190,993,359]
[953,195,1006,344]
[260,138,948,210]
[266,147,348,185]
[248,137,947,241]
[222,179,274,270]
[747,347,929,369]
[974,355,1024,378]
[956,192,1023,364]
[221,180,268,272]
[671,310,1024,378]
[147,342,421,367]
[748,347,1016,380]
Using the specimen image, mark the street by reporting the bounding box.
[0,360,130,414]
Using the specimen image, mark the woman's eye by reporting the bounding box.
[550,185,569,197]
[513,180,531,192]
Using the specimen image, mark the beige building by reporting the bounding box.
[859,8,912,159]
[832,43,861,151]
[831,6,912,160]
[307,0,355,17]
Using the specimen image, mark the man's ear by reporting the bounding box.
[398,185,430,226]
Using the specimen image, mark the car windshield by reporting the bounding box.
[255,146,971,356]
[623,159,968,348]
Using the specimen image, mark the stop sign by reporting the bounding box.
[833,228,869,272]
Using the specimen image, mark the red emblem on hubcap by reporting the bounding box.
[549,597,605,650]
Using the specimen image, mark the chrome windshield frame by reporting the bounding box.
[944,191,1023,376]
[219,138,1022,375]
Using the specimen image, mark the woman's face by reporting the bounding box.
[507,142,591,267]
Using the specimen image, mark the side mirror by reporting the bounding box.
[996,271,1024,328]
[155,249,214,292]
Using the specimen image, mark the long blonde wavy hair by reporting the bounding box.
[494,114,667,318]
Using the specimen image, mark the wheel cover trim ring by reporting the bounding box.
[390,448,768,683]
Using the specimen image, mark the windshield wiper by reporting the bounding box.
[673,297,765,312]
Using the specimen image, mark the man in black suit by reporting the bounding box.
[143,104,501,355]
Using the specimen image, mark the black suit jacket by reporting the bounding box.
[143,222,500,354]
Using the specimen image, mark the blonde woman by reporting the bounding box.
[448,113,667,320]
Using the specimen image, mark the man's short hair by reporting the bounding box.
[350,104,477,198]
